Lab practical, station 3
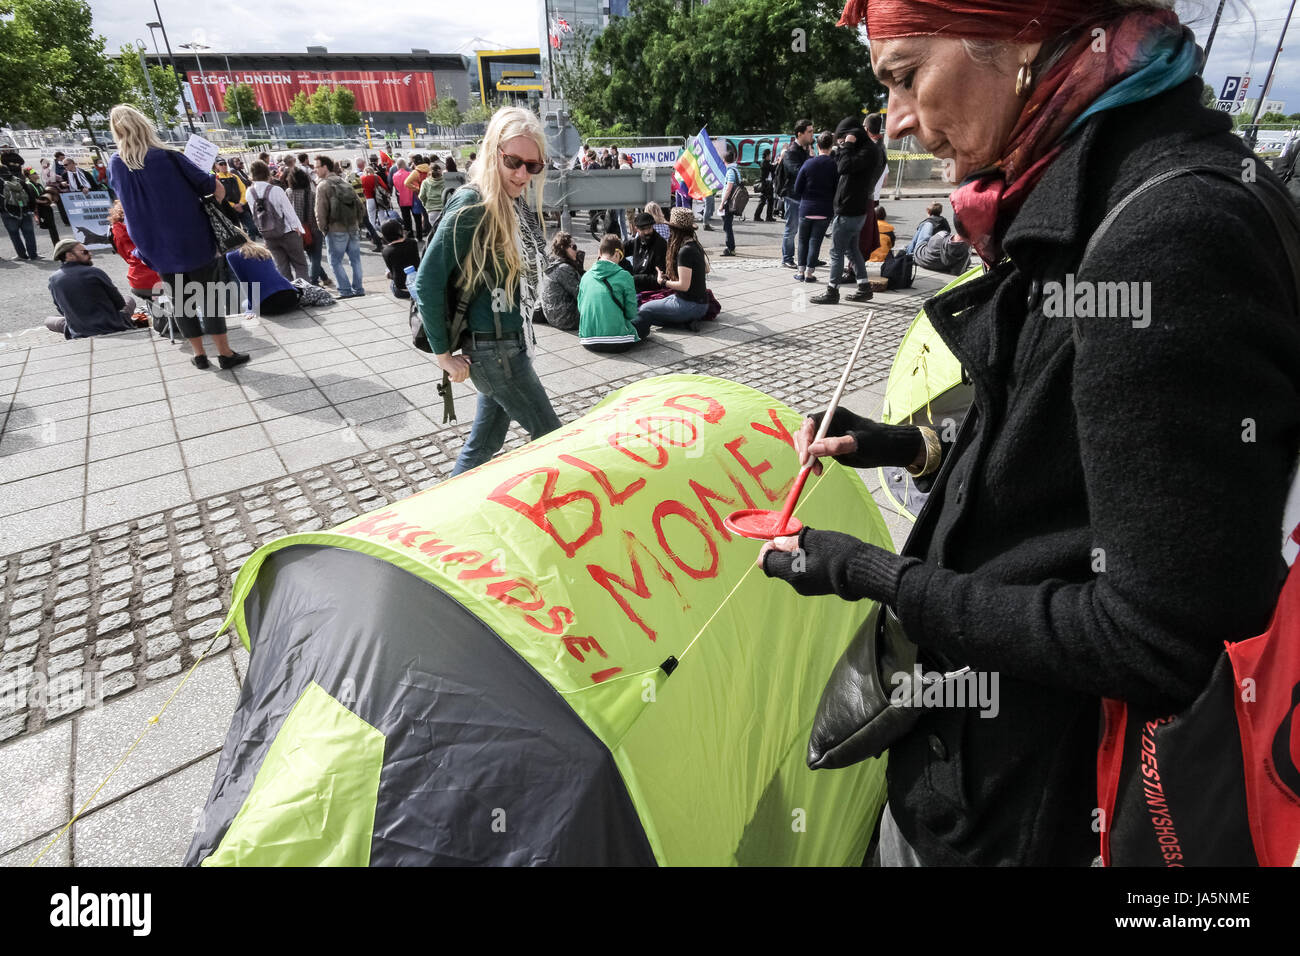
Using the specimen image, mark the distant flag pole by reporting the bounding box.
[673,127,727,201]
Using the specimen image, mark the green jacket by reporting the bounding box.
[577,258,640,346]
[414,186,526,355]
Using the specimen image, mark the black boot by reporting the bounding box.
[847,283,874,302]
[810,286,839,305]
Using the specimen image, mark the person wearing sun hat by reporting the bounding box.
[636,207,711,332]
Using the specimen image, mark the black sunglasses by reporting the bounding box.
[500,150,544,175]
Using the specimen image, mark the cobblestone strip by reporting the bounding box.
[0,300,919,741]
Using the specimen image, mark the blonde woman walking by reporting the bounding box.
[413,106,560,475]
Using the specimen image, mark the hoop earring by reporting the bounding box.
[1016,59,1034,97]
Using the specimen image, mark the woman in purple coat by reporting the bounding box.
[107,105,249,370]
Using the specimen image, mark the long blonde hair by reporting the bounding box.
[455,107,547,306]
[109,104,169,171]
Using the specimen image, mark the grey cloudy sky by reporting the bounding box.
[90,0,1298,113]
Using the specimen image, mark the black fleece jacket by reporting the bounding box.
[820,77,1300,864]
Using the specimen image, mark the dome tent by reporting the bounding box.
[877,266,981,519]
[186,374,892,866]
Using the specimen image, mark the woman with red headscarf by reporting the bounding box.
[760,0,1300,865]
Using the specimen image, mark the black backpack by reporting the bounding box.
[2,173,29,216]
[880,250,915,290]
[773,157,789,198]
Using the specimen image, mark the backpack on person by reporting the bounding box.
[408,201,470,423]
[727,182,751,216]
[773,155,790,198]
[324,177,362,230]
[249,183,291,238]
[2,174,29,216]
[879,249,915,289]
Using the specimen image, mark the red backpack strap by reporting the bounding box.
[1096,697,1128,865]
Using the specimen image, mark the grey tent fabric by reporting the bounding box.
[185,545,656,866]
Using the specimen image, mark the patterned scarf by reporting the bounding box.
[949,9,1200,264]
[513,193,547,354]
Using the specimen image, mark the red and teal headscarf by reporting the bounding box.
[840,0,1201,264]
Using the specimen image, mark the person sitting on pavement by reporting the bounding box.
[224,241,301,316]
[107,200,161,313]
[380,218,421,299]
[539,231,583,331]
[905,202,953,255]
[579,233,652,353]
[869,204,896,263]
[637,207,712,332]
[626,211,668,292]
[913,228,973,276]
[644,201,671,241]
[46,238,141,338]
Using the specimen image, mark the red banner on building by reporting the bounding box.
[188,70,439,114]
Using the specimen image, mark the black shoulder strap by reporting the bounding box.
[598,273,620,303]
[1075,165,1300,345]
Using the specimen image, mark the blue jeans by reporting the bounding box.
[326,229,364,295]
[828,213,868,286]
[906,220,936,255]
[781,202,802,263]
[638,293,709,327]
[797,217,831,271]
[722,207,735,251]
[703,195,714,226]
[453,338,563,476]
[2,211,38,259]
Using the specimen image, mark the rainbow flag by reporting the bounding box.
[674,127,726,201]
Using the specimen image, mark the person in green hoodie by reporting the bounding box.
[577,234,652,353]
[413,106,561,476]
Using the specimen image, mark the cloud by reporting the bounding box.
[89,0,541,54]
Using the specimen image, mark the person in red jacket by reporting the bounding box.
[107,200,160,313]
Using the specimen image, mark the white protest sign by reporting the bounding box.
[62,190,114,249]
[183,134,220,172]
[622,146,683,167]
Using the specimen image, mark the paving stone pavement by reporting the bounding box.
[0,247,950,865]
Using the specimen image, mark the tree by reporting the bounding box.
[552,23,599,106]
[581,0,884,137]
[427,96,462,128]
[1259,111,1289,126]
[0,0,125,151]
[1201,82,1216,108]
[114,44,183,129]
[462,100,493,124]
[223,83,262,129]
[306,86,334,124]
[332,88,360,126]
[809,78,862,131]
[288,90,313,124]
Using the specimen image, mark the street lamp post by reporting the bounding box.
[222,53,246,134]
[148,3,196,134]
[135,40,165,129]
[178,42,212,129]
[1245,0,1297,149]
